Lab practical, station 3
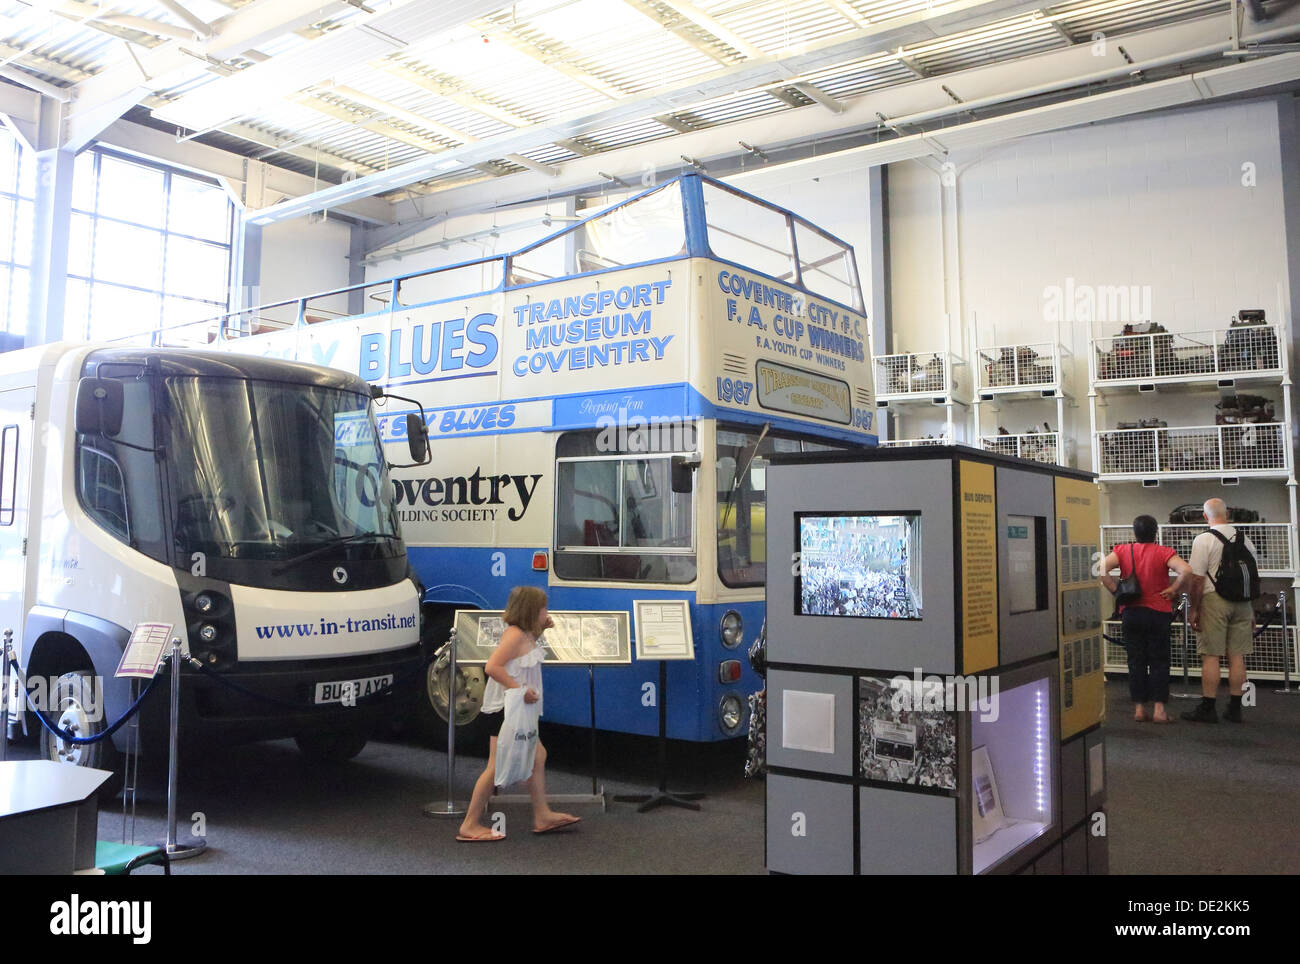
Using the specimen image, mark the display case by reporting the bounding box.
[1087,312,1298,675]
[872,346,968,450]
[763,446,1105,875]
[969,328,1074,467]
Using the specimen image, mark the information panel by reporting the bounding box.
[633,599,696,660]
[452,610,632,665]
[959,460,998,673]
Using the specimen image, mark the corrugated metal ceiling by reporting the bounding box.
[0,0,1246,199]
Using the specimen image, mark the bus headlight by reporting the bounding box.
[718,693,745,735]
[195,594,214,614]
[199,624,218,643]
[720,610,743,649]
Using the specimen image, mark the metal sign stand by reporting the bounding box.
[424,629,464,818]
[613,660,704,813]
[1171,594,1200,700]
[121,676,141,844]
[491,661,607,810]
[152,638,206,860]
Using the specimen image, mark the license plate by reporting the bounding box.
[314,675,393,704]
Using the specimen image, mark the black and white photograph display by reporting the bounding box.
[858,677,956,788]
[797,513,922,619]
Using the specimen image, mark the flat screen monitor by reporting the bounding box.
[796,512,922,620]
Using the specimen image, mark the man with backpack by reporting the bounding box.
[1182,498,1261,723]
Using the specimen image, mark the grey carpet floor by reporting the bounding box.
[13,677,1300,873]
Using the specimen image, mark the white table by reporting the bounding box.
[0,760,112,874]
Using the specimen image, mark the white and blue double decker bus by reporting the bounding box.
[205,173,877,743]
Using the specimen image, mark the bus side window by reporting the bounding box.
[78,446,130,542]
[0,425,16,526]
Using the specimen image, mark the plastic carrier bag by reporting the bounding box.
[493,688,540,789]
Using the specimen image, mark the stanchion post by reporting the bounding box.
[1,628,11,762]
[156,636,206,860]
[424,628,464,817]
[1277,590,1297,695]
[1173,593,1199,700]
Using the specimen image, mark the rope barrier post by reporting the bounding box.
[1277,590,1298,695]
[1172,593,1199,700]
[155,637,206,861]
[1,629,11,762]
[424,628,464,818]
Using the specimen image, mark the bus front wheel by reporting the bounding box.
[422,647,492,755]
[41,670,122,796]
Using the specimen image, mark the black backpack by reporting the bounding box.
[1209,529,1261,602]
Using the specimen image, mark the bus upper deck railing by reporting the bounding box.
[107,173,868,350]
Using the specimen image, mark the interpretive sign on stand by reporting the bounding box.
[114,623,173,679]
[452,610,631,665]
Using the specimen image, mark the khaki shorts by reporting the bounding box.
[1198,591,1254,657]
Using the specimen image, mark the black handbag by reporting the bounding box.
[1114,544,1142,605]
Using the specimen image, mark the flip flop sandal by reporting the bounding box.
[456,832,506,842]
[533,816,581,835]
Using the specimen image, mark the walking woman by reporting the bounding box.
[1099,515,1194,724]
[456,586,581,841]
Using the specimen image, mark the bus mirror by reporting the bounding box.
[405,413,430,465]
[671,453,700,494]
[75,377,124,437]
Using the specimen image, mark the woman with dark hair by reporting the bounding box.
[456,586,581,841]
[1099,515,1194,723]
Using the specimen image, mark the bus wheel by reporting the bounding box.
[41,670,121,795]
[422,647,492,754]
[294,732,368,763]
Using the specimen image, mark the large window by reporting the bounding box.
[65,149,233,342]
[554,427,696,583]
[0,134,34,338]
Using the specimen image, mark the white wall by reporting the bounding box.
[886,95,1291,529]
[257,215,354,317]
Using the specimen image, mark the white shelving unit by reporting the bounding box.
[872,347,967,448]
[1088,317,1300,680]
[969,334,1073,466]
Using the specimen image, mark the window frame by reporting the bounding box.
[67,147,234,341]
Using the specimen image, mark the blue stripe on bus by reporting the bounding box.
[375,381,878,444]
[408,546,765,742]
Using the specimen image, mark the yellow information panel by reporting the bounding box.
[1055,476,1104,739]
[959,459,998,674]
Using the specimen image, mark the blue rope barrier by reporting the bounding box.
[6,652,160,745]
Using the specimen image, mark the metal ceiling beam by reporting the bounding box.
[39,1,197,43]
[65,0,360,150]
[621,0,737,65]
[321,84,478,145]
[794,82,846,113]
[374,60,533,128]
[153,1,516,135]
[504,152,559,176]
[156,0,214,38]
[654,0,766,59]
[238,0,1158,223]
[367,11,1300,223]
[472,17,631,98]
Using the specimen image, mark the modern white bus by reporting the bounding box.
[165,173,877,744]
[0,342,431,772]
